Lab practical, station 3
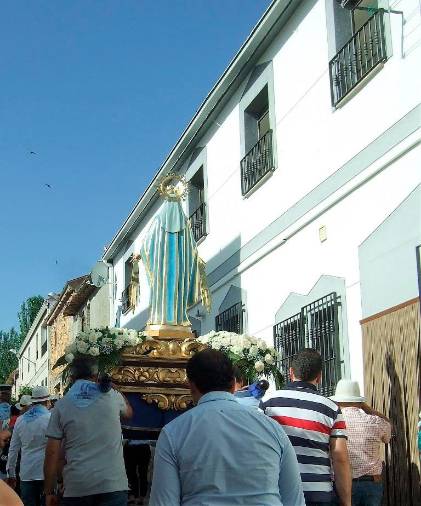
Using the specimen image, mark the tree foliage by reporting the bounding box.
[0,295,45,384]
[17,295,44,340]
[0,328,21,383]
[18,385,32,397]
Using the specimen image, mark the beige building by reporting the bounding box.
[47,275,110,394]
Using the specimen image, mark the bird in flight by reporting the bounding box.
[30,151,37,155]
[45,183,52,189]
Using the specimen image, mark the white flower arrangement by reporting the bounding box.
[197,331,282,387]
[54,327,146,376]
[64,326,143,363]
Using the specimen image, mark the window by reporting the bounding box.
[257,109,270,140]
[122,256,134,313]
[36,332,39,359]
[352,0,378,32]
[215,302,244,334]
[41,327,47,357]
[188,166,207,243]
[273,293,341,397]
[241,85,274,195]
[329,1,386,106]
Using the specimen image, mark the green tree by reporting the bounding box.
[0,328,21,383]
[17,295,44,340]
[0,295,44,384]
[18,385,32,397]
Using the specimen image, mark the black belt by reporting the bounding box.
[353,475,377,482]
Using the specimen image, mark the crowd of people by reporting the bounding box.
[0,348,392,506]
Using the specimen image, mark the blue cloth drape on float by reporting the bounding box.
[141,198,203,326]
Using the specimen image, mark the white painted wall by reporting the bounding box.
[109,0,421,395]
[17,306,50,391]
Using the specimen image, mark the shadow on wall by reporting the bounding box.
[119,307,150,332]
[206,236,242,288]
[384,353,420,506]
[200,236,244,335]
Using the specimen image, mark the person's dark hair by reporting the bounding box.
[256,379,270,393]
[70,357,112,393]
[291,349,322,382]
[70,356,98,380]
[98,373,112,393]
[233,365,247,386]
[187,349,234,394]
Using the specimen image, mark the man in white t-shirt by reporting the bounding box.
[7,386,51,506]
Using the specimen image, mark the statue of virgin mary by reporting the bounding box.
[139,175,210,327]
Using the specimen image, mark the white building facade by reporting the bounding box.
[103,2,420,495]
[16,295,58,391]
[103,0,420,394]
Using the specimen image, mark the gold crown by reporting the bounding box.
[157,173,188,200]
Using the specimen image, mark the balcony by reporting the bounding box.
[121,285,132,314]
[240,129,273,196]
[329,9,387,106]
[189,202,207,243]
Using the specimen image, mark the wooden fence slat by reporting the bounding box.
[362,301,420,506]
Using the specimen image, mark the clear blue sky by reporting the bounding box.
[0,0,271,330]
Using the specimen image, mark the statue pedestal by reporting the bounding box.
[111,325,204,411]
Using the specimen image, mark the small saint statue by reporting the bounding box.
[138,175,210,327]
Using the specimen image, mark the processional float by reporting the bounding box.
[111,175,210,439]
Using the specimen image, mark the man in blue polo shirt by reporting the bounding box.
[149,349,304,506]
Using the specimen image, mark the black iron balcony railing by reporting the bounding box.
[329,9,387,106]
[121,285,132,313]
[240,129,273,196]
[189,202,207,243]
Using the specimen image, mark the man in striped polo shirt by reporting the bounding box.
[262,349,351,506]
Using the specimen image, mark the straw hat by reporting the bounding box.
[30,386,51,404]
[16,395,32,410]
[330,379,365,403]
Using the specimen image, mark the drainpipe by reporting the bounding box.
[105,260,115,327]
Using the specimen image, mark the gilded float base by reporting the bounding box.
[112,324,205,410]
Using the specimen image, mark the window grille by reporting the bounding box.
[240,130,273,195]
[122,285,132,314]
[189,203,207,243]
[215,302,244,334]
[273,293,341,396]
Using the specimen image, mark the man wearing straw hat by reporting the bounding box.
[331,379,391,506]
[15,395,32,414]
[7,386,51,506]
